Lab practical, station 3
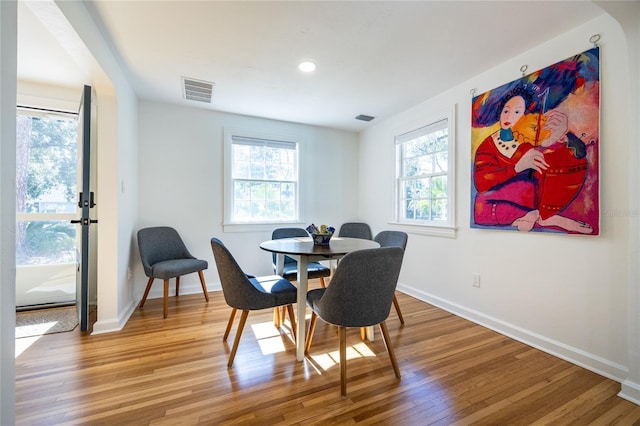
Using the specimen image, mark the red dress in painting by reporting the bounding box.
[473,134,536,226]
[473,133,588,227]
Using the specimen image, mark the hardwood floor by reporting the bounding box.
[15,289,640,425]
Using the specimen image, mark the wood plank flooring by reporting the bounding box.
[15,289,640,425]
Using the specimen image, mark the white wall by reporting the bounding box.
[598,0,640,404]
[136,102,359,299]
[0,2,17,423]
[55,0,139,333]
[360,13,635,384]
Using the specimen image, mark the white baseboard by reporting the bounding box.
[397,283,629,384]
[620,379,640,405]
[91,299,136,335]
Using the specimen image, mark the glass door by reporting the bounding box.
[15,106,79,309]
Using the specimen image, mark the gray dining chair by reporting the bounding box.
[271,227,331,288]
[210,237,298,367]
[305,246,404,397]
[137,226,209,318]
[337,222,373,240]
[334,222,373,274]
[271,227,332,327]
[374,230,408,325]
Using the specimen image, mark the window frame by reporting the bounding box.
[223,128,304,232]
[392,107,456,238]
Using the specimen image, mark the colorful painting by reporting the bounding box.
[471,47,600,235]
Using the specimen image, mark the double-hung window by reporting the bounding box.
[395,112,455,236]
[224,130,299,227]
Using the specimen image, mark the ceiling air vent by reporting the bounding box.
[355,114,375,122]
[182,77,214,103]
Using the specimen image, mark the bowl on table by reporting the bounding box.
[311,233,333,246]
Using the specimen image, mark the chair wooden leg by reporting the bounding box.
[139,277,154,308]
[175,276,180,297]
[320,277,327,288]
[339,326,347,397]
[223,308,237,341]
[273,307,286,327]
[393,295,405,324]
[228,310,249,368]
[379,321,401,379]
[360,327,366,340]
[163,279,169,318]
[305,312,318,354]
[273,308,281,327]
[286,304,297,342]
[197,270,209,302]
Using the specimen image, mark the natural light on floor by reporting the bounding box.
[251,321,288,355]
[15,318,62,358]
[307,342,377,371]
[250,319,377,372]
[15,334,44,358]
[17,320,59,337]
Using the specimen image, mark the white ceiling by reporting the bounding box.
[18,1,605,132]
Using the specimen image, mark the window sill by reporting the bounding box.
[386,222,457,239]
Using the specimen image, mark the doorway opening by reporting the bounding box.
[15,106,79,312]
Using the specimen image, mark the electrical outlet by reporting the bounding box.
[472,273,481,288]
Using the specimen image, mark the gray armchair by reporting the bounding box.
[210,237,298,367]
[137,226,209,318]
[337,222,373,240]
[374,230,408,324]
[305,246,404,396]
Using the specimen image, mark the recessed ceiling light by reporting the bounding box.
[298,61,316,73]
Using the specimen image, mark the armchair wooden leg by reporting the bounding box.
[224,308,237,341]
[379,321,401,379]
[197,270,209,302]
[163,279,170,319]
[305,312,318,354]
[176,276,180,297]
[393,295,405,324]
[139,277,154,308]
[320,277,327,288]
[339,326,347,397]
[286,304,297,342]
[228,310,249,368]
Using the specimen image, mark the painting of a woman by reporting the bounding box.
[471,47,600,235]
